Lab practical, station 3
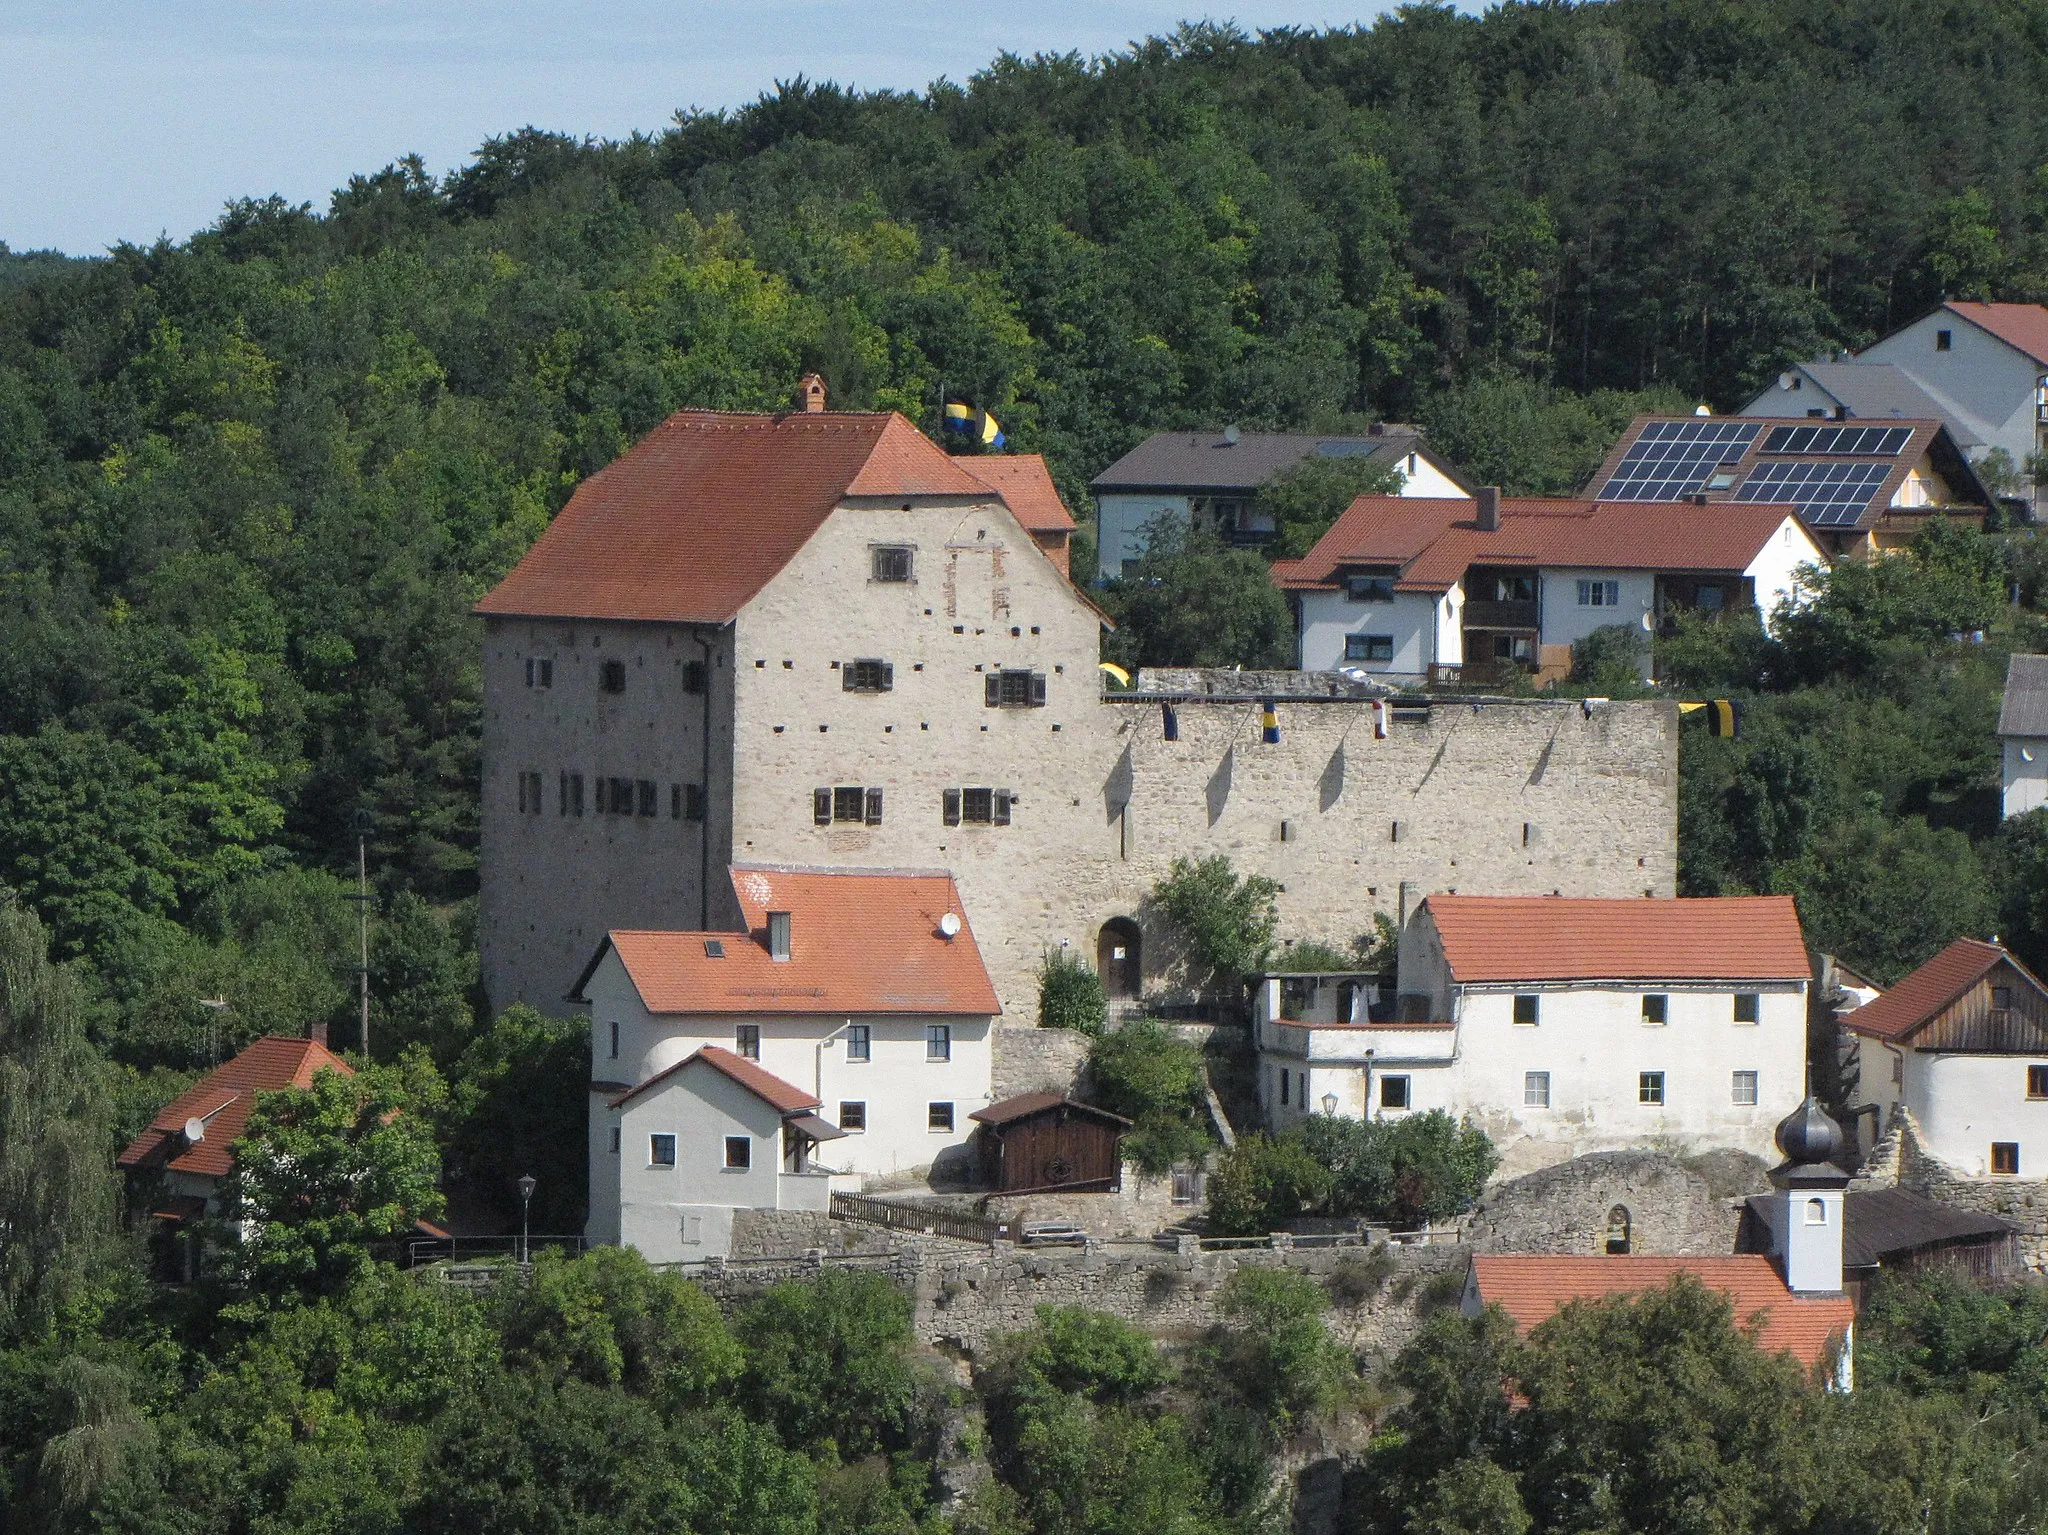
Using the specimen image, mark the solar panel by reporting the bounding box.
[1760,424,1912,456]
[1598,420,1761,500]
[1734,460,1894,527]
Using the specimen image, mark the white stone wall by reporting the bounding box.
[1908,1051,2048,1177]
[2003,737,2048,818]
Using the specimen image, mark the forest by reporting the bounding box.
[10,0,2048,1525]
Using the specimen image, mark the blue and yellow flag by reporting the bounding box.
[943,401,1005,448]
[1261,699,1280,744]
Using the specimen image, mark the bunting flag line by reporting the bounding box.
[1678,699,1742,738]
[1374,698,1389,739]
[1261,698,1280,744]
[1097,661,1131,687]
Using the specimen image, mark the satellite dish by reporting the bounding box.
[1693,404,1712,417]
[182,1117,207,1145]
[1641,610,1655,632]
[938,912,962,938]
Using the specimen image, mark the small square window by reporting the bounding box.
[1642,994,1668,1025]
[839,1101,867,1132]
[873,546,914,583]
[600,659,627,693]
[1639,1071,1665,1106]
[846,1025,871,1062]
[1524,1070,1550,1108]
[725,1135,751,1170]
[1513,994,1539,1026]
[1731,1070,1758,1106]
[1380,1075,1410,1110]
[1733,993,1760,1024]
[926,1024,951,1062]
[736,1025,760,1060]
[1993,1141,2020,1175]
[649,1133,676,1167]
[2029,1065,2048,1100]
[928,1101,955,1133]
[1994,986,2014,1011]
[1345,634,1395,662]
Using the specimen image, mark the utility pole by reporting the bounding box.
[348,807,374,1055]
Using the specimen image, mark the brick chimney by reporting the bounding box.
[309,1019,329,1048]
[797,373,828,413]
[1475,486,1501,532]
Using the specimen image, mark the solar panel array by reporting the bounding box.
[1598,420,1760,500]
[1760,424,1913,456]
[1734,460,1895,526]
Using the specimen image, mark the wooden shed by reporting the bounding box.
[970,1093,1130,1194]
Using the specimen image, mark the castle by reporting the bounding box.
[474,390,1679,1023]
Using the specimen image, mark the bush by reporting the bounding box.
[1152,855,1279,988]
[1205,1135,1333,1235]
[1568,623,1651,696]
[1085,1020,1211,1174]
[1295,1111,1498,1227]
[1036,950,1106,1034]
[1214,1268,1354,1427]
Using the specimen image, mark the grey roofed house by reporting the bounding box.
[1998,654,2048,738]
[1090,426,1461,493]
[1740,361,1986,451]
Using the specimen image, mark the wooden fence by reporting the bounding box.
[829,1191,1004,1244]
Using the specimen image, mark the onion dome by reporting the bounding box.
[1774,1095,1843,1167]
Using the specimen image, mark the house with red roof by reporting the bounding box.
[1275,488,1822,683]
[1857,302,2048,514]
[1254,894,1812,1172]
[569,865,999,1260]
[1840,936,2048,1179]
[1466,1099,1858,1391]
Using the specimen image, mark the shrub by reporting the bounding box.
[1153,855,1279,987]
[1292,1111,1498,1227]
[1085,1019,1211,1174]
[1215,1268,1354,1427]
[1205,1135,1332,1235]
[1036,949,1106,1034]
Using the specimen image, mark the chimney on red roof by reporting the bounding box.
[797,373,828,413]
[1475,486,1500,532]
[768,911,792,962]
[309,1019,328,1048]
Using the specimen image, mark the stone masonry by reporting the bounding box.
[1859,1106,2048,1270]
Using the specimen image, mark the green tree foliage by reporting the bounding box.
[0,897,116,1340]
[735,1270,917,1459]
[1208,1112,1497,1233]
[1035,949,1106,1035]
[1210,1268,1354,1430]
[219,1053,447,1295]
[1100,518,1294,671]
[1259,451,1406,559]
[1083,1020,1211,1174]
[1150,854,1279,989]
[443,1002,589,1233]
[1204,1134,1333,1236]
[1417,377,1691,495]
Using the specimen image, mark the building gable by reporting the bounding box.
[1845,941,2048,1054]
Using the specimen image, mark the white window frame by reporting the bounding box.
[1639,1071,1665,1106]
[649,1133,676,1167]
[1731,1070,1759,1107]
[1576,578,1621,608]
[928,1101,955,1133]
[723,1135,751,1170]
[1524,1070,1551,1108]
[926,1024,951,1062]
[846,1025,871,1062]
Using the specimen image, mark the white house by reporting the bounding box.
[1254,895,1813,1174]
[1856,302,2048,511]
[1091,426,1468,581]
[573,864,1001,1259]
[1275,489,1821,683]
[1998,654,2048,819]
[1840,936,2048,1179]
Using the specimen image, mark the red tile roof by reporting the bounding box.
[1945,302,2048,365]
[967,455,1075,533]
[117,1036,355,1178]
[1423,894,1810,983]
[608,1045,820,1113]
[1838,937,2009,1042]
[1276,495,1806,594]
[1472,1255,1853,1374]
[476,410,995,625]
[574,866,1001,1016]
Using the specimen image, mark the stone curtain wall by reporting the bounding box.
[1865,1107,2048,1271]
[1463,1149,1756,1257]
[990,1026,1092,1100]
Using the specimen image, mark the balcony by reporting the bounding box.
[1462,599,1540,630]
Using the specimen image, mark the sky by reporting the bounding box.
[0,1,1416,257]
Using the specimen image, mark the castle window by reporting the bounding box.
[1936,329,1953,351]
[561,772,584,817]
[846,1025,870,1061]
[1734,993,1760,1023]
[607,1021,619,1059]
[1606,1206,1631,1254]
[950,787,1011,825]
[636,779,656,817]
[517,770,543,814]
[839,1101,866,1132]
[525,657,553,687]
[600,659,627,694]
[843,658,894,693]
[928,1102,955,1133]
[1639,1071,1665,1105]
[724,1136,751,1170]
[608,1127,620,1154]
[649,1134,676,1167]
[872,547,914,583]
[1380,1074,1410,1110]
[1993,1142,2021,1175]
[986,669,1048,707]
[1641,994,1668,1025]
[1731,1070,1758,1106]
[815,787,883,825]
[683,659,707,694]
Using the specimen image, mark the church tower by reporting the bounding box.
[1769,1095,1850,1294]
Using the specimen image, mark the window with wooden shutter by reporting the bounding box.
[985,674,1000,707]
[1029,672,1046,706]
[844,658,892,693]
[833,786,865,822]
[865,787,884,825]
[943,789,961,826]
[636,779,656,817]
[611,777,635,816]
[993,789,1012,825]
[814,789,832,825]
[670,784,682,819]
[685,784,706,821]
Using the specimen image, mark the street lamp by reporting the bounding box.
[1321,1092,1339,1118]
[517,1174,538,1264]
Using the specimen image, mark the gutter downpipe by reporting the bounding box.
[691,627,719,929]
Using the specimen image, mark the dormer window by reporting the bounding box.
[1346,572,1395,603]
